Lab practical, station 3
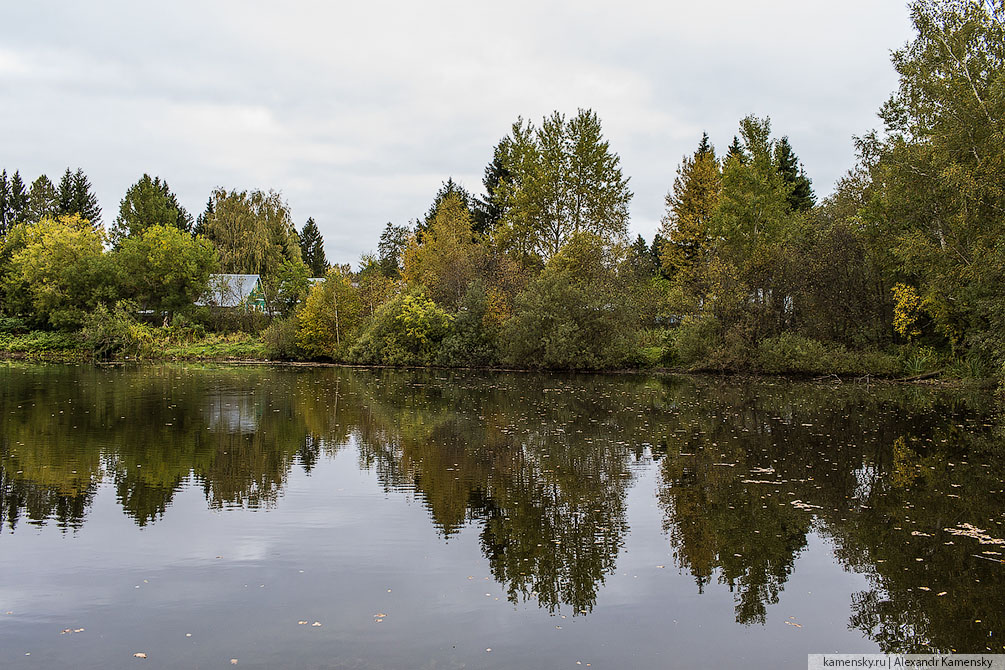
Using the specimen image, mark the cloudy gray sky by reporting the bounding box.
[1,1,914,265]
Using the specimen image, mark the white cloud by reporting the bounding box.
[0,0,914,263]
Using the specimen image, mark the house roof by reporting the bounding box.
[197,274,263,307]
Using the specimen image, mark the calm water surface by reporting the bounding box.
[1,364,1003,669]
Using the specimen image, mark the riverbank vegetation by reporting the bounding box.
[1,0,1002,385]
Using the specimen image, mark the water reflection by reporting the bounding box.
[0,363,1002,652]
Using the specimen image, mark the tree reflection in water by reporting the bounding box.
[1,364,1002,650]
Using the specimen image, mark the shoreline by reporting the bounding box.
[3,350,990,390]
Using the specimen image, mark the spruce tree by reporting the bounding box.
[419,178,473,241]
[725,136,746,164]
[57,168,102,225]
[194,197,214,237]
[8,171,27,225]
[112,174,192,244]
[472,140,510,236]
[0,170,9,235]
[57,169,74,215]
[774,137,815,212]
[299,217,329,276]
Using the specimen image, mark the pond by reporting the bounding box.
[1,364,1002,668]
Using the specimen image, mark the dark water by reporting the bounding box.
[1,364,1003,669]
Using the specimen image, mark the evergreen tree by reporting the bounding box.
[299,217,329,276]
[725,136,746,164]
[773,137,815,212]
[111,174,192,244]
[193,197,214,237]
[659,132,721,277]
[418,178,473,241]
[8,171,27,226]
[26,175,59,223]
[56,169,74,216]
[472,139,510,236]
[57,168,102,225]
[0,170,9,236]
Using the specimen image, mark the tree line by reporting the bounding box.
[1,0,1002,382]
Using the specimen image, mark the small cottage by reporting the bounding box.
[197,274,266,310]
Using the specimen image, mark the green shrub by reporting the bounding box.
[81,302,154,361]
[350,291,452,366]
[756,333,901,376]
[435,281,500,367]
[262,317,305,360]
[667,316,721,368]
[0,316,28,334]
[502,273,635,369]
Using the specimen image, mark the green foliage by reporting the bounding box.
[26,175,59,223]
[350,291,452,366]
[436,280,501,367]
[299,217,328,276]
[403,193,483,309]
[81,301,154,361]
[261,259,310,318]
[377,222,411,278]
[494,110,632,261]
[203,188,302,275]
[0,315,28,334]
[756,333,900,376]
[262,316,305,360]
[297,268,365,360]
[56,168,102,225]
[3,215,116,329]
[503,274,631,370]
[111,174,192,244]
[114,224,218,318]
[773,137,815,212]
[418,178,474,241]
[666,315,721,368]
[861,0,1005,366]
[659,132,721,278]
[0,329,84,355]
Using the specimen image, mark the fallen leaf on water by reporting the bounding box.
[74,628,84,633]
[298,621,308,625]
[784,621,802,628]
[918,586,931,591]
[231,659,238,665]
[937,592,948,596]
[311,621,322,627]
[133,652,147,659]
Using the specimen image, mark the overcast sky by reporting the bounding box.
[1,1,914,266]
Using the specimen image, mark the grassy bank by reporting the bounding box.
[3,326,997,391]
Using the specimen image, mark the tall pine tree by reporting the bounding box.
[8,171,27,226]
[774,137,815,212]
[0,170,9,235]
[111,174,192,244]
[193,197,214,237]
[299,217,329,276]
[472,139,510,237]
[57,168,102,225]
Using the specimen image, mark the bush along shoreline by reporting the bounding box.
[1,312,989,389]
